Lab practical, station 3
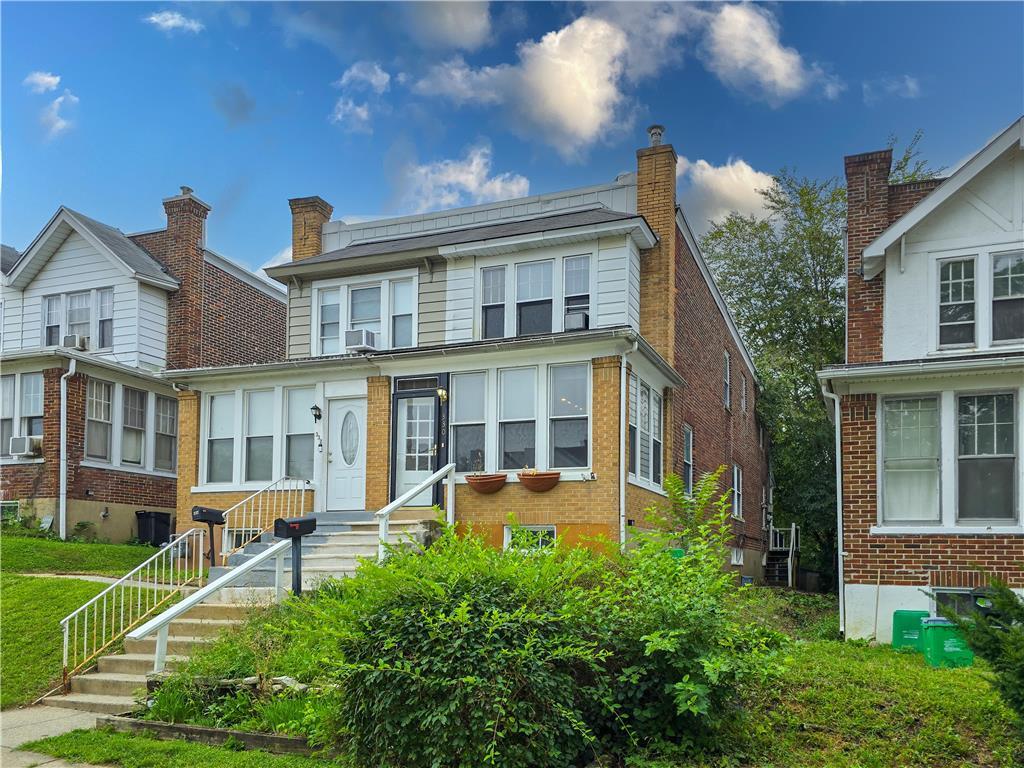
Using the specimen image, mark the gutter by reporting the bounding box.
[59,359,76,540]
[619,341,638,550]
[819,353,1024,382]
[820,382,845,638]
[1,349,171,388]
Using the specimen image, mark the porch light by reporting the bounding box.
[310,404,322,422]
[436,387,448,403]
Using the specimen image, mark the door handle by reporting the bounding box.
[429,445,438,457]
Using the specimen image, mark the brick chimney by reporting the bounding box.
[161,186,210,369]
[289,196,333,261]
[635,124,679,367]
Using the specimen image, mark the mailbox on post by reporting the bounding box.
[191,506,226,568]
[274,515,317,596]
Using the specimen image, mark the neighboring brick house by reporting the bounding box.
[819,116,1024,642]
[0,188,286,541]
[167,127,772,578]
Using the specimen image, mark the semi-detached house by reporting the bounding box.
[0,189,286,541]
[169,127,773,577]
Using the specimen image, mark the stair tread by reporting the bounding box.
[105,653,188,663]
[77,671,148,681]
[47,692,135,704]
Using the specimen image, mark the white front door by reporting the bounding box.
[326,399,366,511]
[395,396,436,506]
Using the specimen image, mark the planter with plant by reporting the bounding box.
[516,467,560,492]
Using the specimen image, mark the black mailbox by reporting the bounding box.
[274,515,317,539]
[192,506,226,525]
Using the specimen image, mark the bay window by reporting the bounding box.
[499,367,535,469]
[548,364,588,468]
[992,250,1024,343]
[206,393,235,483]
[285,388,314,479]
[563,255,590,330]
[390,280,414,348]
[481,266,506,339]
[939,258,975,346]
[452,372,486,472]
[882,397,940,523]
[155,396,178,472]
[350,286,381,335]
[121,387,147,465]
[0,376,13,457]
[957,393,1016,522]
[20,373,43,439]
[516,261,553,335]
[244,390,274,482]
[319,289,341,354]
[86,379,113,461]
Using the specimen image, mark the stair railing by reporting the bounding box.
[221,476,311,565]
[128,538,292,672]
[787,522,798,589]
[60,527,205,689]
[375,462,456,562]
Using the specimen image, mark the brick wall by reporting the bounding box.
[839,393,1023,588]
[289,197,333,261]
[636,144,679,367]
[0,367,64,503]
[200,261,286,366]
[365,375,392,512]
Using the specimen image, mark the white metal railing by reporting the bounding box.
[221,477,311,564]
[375,462,456,562]
[129,538,292,672]
[60,528,205,688]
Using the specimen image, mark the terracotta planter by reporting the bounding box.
[466,473,508,494]
[516,471,561,492]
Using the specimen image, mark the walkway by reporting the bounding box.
[1,706,111,768]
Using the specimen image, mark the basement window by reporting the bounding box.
[504,525,556,551]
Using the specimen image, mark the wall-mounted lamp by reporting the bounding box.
[436,387,448,403]
[310,404,322,422]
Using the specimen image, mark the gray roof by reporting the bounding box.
[64,208,178,286]
[284,208,642,269]
[1,244,20,274]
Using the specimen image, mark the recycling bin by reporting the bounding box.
[891,610,929,651]
[920,617,974,668]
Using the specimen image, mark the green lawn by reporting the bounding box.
[0,574,107,708]
[1,533,155,577]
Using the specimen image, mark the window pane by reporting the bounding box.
[156,397,178,436]
[550,365,587,418]
[550,419,587,468]
[350,286,381,322]
[86,421,111,460]
[287,388,314,433]
[45,296,61,327]
[453,424,485,472]
[155,433,176,472]
[499,368,535,420]
[958,458,1016,520]
[391,280,413,314]
[392,314,413,347]
[564,256,589,296]
[452,372,485,423]
[245,436,273,481]
[122,428,144,465]
[0,376,14,419]
[67,292,90,336]
[98,318,113,348]
[517,301,552,335]
[98,289,113,319]
[500,422,535,469]
[628,425,637,475]
[123,388,147,429]
[939,323,974,346]
[23,416,43,439]
[482,266,505,304]
[320,289,340,353]
[20,373,43,416]
[516,262,552,301]
[207,439,234,482]
[992,252,1024,298]
[286,434,314,479]
[993,297,1024,342]
[1,420,11,457]
[483,305,505,339]
[87,380,112,422]
[209,393,235,438]
[246,391,273,436]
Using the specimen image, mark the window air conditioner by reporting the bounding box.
[9,436,42,457]
[345,329,378,351]
[564,312,589,331]
[62,334,88,351]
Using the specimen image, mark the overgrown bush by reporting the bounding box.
[149,468,783,766]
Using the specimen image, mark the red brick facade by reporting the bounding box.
[199,260,286,367]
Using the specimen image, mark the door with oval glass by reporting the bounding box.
[326,399,366,511]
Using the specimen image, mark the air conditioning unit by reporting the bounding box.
[345,329,378,351]
[564,312,589,331]
[9,436,42,457]
[62,334,88,351]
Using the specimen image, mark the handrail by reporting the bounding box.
[375,462,456,562]
[787,522,798,589]
[221,476,311,564]
[128,538,292,672]
[60,527,205,687]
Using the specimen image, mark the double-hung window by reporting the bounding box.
[939,258,975,346]
[957,393,1017,522]
[498,368,535,469]
[244,391,274,482]
[732,464,743,519]
[0,375,14,457]
[20,373,43,439]
[67,292,90,339]
[723,352,731,408]
[350,286,381,335]
[629,373,663,486]
[121,387,147,466]
[481,266,506,339]
[992,250,1024,343]
[207,393,235,483]
[319,289,341,354]
[882,397,940,523]
[285,388,314,479]
[451,372,486,472]
[155,396,178,472]
[628,373,638,476]
[390,280,414,348]
[683,425,694,494]
[44,296,61,346]
[563,255,590,330]
[97,289,114,348]
[86,379,113,461]
[516,262,553,335]
[549,364,588,468]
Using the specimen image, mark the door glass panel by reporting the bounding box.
[340,410,359,466]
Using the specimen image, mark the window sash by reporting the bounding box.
[723,352,731,407]
[882,397,941,523]
[956,393,1016,522]
[499,367,536,470]
[67,292,91,337]
[732,465,743,519]
[20,373,43,417]
[86,379,113,461]
[938,258,976,346]
[284,387,314,480]
[349,286,381,333]
[548,364,589,469]
[44,296,61,345]
[683,426,694,494]
[319,289,341,354]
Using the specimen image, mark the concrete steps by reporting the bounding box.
[45,692,141,715]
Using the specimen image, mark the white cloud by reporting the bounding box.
[337,61,391,94]
[261,245,292,274]
[700,3,843,106]
[41,89,79,140]
[398,143,529,213]
[23,71,60,93]
[586,2,700,81]
[677,155,775,234]
[415,16,630,160]
[145,10,205,34]
[329,98,372,133]
[403,2,491,51]
[862,74,921,105]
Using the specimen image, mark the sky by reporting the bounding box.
[3,1,1022,274]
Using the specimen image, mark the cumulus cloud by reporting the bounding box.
[41,89,79,140]
[415,16,630,160]
[677,155,775,234]
[261,245,292,274]
[862,74,921,105]
[145,10,205,34]
[330,98,372,133]
[213,84,255,126]
[397,142,529,213]
[23,71,60,93]
[403,2,491,51]
[337,61,391,94]
[699,3,843,106]
[586,2,700,81]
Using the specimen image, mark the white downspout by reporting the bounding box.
[619,342,637,550]
[59,359,77,540]
[821,385,845,637]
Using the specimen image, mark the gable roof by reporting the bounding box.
[862,116,1024,277]
[1,245,20,275]
[6,207,179,291]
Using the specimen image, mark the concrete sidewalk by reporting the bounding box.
[1,706,111,767]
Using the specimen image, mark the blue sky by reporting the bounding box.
[3,2,1022,273]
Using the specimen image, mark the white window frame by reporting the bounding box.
[0,374,14,458]
[0,373,47,460]
[40,288,115,350]
[311,269,419,355]
[120,387,148,466]
[682,424,694,495]
[243,389,275,483]
[547,363,591,470]
[732,464,743,520]
[154,395,178,472]
[86,378,114,462]
[562,254,591,329]
[19,372,44,439]
[937,256,977,349]
[878,395,942,526]
[199,386,290,489]
[503,524,556,551]
[723,351,731,409]
[480,266,506,340]
[515,260,555,336]
[283,387,315,480]
[628,371,665,492]
[955,390,1018,525]
[450,371,488,473]
[991,249,1024,345]
[498,366,538,471]
[389,278,415,349]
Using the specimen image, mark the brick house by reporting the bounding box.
[819,117,1024,642]
[0,188,286,541]
[168,127,773,578]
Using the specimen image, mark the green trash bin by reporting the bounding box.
[920,617,974,668]
[892,610,929,651]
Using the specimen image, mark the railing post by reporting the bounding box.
[154,625,168,673]
[274,550,286,602]
[378,513,388,563]
[61,622,69,693]
[446,467,456,527]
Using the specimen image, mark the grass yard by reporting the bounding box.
[0,574,108,708]
[1,532,155,577]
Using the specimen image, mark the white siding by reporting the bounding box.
[137,284,168,369]
[627,238,642,331]
[288,283,312,359]
[595,235,636,329]
[418,262,447,346]
[444,260,474,344]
